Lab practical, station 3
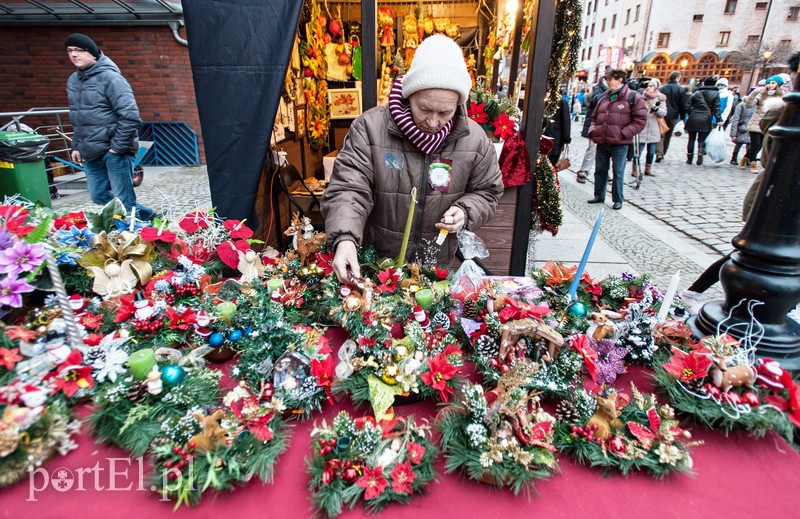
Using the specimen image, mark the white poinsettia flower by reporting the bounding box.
[95,347,129,383]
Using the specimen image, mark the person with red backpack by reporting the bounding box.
[586,69,648,210]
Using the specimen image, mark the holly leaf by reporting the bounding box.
[86,199,127,233]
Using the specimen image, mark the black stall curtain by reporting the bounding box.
[183,0,301,227]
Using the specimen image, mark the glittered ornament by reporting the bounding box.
[161,365,186,386]
[228,330,243,343]
[208,332,225,347]
[568,302,588,317]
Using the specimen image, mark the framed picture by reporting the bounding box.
[328,88,362,119]
[295,77,306,106]
[294,106,306,141]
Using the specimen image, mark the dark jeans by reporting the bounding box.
[732,142,749,160]
[637,142,658,165]
[656,118,677,157]
[83,151,154,220]
[594,144,627,203]
[747,132,763,162]
[686,131,709,155]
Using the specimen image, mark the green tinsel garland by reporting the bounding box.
[545,0,582,117]
[532,154,563,236]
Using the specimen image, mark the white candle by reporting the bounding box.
[129,206,136,231]
[658,270,680,321]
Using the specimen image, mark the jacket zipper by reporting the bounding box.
[408,155,429,262]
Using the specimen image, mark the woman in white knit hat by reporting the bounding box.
[322,35,504,283]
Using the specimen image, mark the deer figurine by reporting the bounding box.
[708,354,757,392]
[399,263,422,289]
[284,213,325,266]
[586,392,623,440]
[187,410,228,453]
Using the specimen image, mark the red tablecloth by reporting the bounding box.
[3,328,799,518]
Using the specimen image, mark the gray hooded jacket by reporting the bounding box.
[67,54,141,160]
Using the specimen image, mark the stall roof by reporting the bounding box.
[0,0,182,25]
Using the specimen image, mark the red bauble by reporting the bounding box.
[341,467,359,484]
[608,436,626,454]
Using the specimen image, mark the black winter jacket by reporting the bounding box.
[67,54,141,160]
[659,81,687,121]
[581,82,608,138]
[684,86,721,134]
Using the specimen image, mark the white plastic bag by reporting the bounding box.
[672,119,684,137]
[451,230,490,294]
[705,127,726,163]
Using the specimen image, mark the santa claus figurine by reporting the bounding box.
[68,294,87,314]
[194,310,213,337]
[412,306,430,328]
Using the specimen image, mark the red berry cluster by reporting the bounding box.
[570,424,603,445]
[162,292,176,306]
[175,284,201,298]
[163,443,195,481]
[133,316,165,338]
[318,437,337,456]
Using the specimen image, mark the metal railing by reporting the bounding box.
[0,107,85,198]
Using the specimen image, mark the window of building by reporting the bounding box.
[780,38,792,46]
[584,25,589,39]
[626,8,631,24]
[594,1,598,12]
[755,2,768,9]
[612,14,617,29]
[582,48,586,61]
[718,31,731,46]
[621,37,627,48]
[747,35,760,43]
[724,0,737,14]
[591,23,595,37]
[588,47,592,60]
[605,0,609,5]
[587,1,592,14]
[790,6,800,20]
[693,14,704,21]
[602,18,606,31]
[657,32,670,48]
[635,4,641,21]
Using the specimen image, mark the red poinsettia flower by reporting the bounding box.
[0,205,34,236]
[420,352,458,402]
[492,112,516,141]
[467,101,489,124]
[311,337,335,404]
[4,326,37,342]
[406,441,426,465]
[389,461,416,494]
[765,378,800,427]
[356,464,389,500]
[50,350,94,397]
[223,219,254,240]
[433,265,450,280]
[313,251,335,276]
[375,268,400,294]
[83,333,104,346]
[79,312,104,331]
[140,226,177,243]
[53,211,87,230]
[662,347,713,383]
[115,294,137,322]
[216,240,250,269]
[166,307,197,330]
[0,347,22,370]
[178,211,210,233]
[570,334,599,384]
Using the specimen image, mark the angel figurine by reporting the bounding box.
[86,259,138,298]
[237,249,267,284]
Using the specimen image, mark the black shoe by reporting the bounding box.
[588,198,604,204]
[730,157,738,165]
[655,155,663,163]
[612,202,623,210]
[686,154,693,164]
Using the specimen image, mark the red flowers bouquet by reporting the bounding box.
[467,83,521,142]
[307,411,437,517]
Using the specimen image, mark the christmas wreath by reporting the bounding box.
[307,411,437,517]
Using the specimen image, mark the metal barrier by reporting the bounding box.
[139,122,199,166]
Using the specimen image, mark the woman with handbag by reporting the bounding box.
[633,78,667,177]
[684,76,722,165]
[543,90,572,170]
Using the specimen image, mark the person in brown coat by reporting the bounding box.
[321,35,504,283]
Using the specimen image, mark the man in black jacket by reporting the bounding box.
[574,79,607,183]
[656,71,687,161]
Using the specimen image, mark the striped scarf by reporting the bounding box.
[388,75,454,155]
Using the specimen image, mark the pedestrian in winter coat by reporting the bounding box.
[575,79,607,184]
[715,78,734,126]
[743,75,786,173]
[65,33,153,219]
[587,69,648,210]
[684,76,722,165]
[656,71,687,160]
[321,35,503,283]
[633,79,667,178]
[543,93,572,167]
[729,102,754,167]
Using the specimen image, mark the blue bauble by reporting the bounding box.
[244,326,254,335]
[208,332,225,347]
[228,330,243,343]
[568,302,588,317]
[161,365,186,386]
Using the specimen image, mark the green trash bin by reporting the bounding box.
[0,130,51,208]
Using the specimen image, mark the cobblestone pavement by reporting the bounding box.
[566,122,755,257]
[51,166,211,215]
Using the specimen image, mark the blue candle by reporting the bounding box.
[568,209,604,302]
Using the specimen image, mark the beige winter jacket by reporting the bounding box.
[321,104,504,265]
[745,88,785,133]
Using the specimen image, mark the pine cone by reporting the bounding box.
[555,400,581,425]
[128,381,148,404]
[462,299,478,320]
[684,378,707,394]
[474,334,499,359]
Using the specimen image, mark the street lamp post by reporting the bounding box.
[689,74,800,368]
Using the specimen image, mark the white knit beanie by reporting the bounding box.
[402,35,471,104]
